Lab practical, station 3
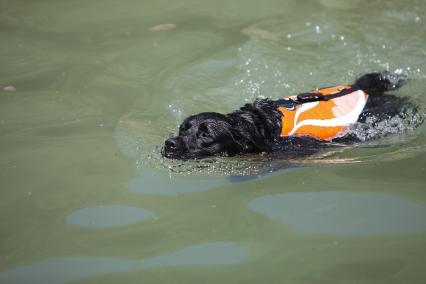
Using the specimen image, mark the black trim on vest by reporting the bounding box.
[274,86,360,109]
[296,86,358,103]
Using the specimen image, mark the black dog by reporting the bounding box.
[162,72,416,160]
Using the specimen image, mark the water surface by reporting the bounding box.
[1,0,426,283]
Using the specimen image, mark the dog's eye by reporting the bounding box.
[180,122,192,132]
[197,124,211,139]
[199,132,210,139]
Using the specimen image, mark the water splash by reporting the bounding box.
[350,108,425,142]
[115,100,425,177]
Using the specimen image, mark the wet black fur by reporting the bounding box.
[162,72,413,159]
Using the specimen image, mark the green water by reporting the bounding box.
[1,0,426,283]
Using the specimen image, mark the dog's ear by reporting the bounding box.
[229,126,270,153]
[228,127,250,151]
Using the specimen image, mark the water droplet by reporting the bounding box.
[315,25,321,34]
[415,16,420,23]
[3,85,16,92]
[287,34,292,39]
[395,68,403,75]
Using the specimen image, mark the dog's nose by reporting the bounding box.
[162,137,185,158]
[165,137,179,150]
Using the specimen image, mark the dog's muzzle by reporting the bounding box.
[161,137,186,158]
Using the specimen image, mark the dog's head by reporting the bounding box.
[161,112,246,159]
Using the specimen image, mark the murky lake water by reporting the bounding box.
[1,0,426,283]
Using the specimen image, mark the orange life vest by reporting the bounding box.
[278,86,368,140]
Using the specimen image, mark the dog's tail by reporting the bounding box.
[353,71,407,95]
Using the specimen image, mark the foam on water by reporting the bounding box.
[350,109,424,142]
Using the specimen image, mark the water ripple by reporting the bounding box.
[0,242,249,284]
[248,191,426,236]
[67,205,155,228]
